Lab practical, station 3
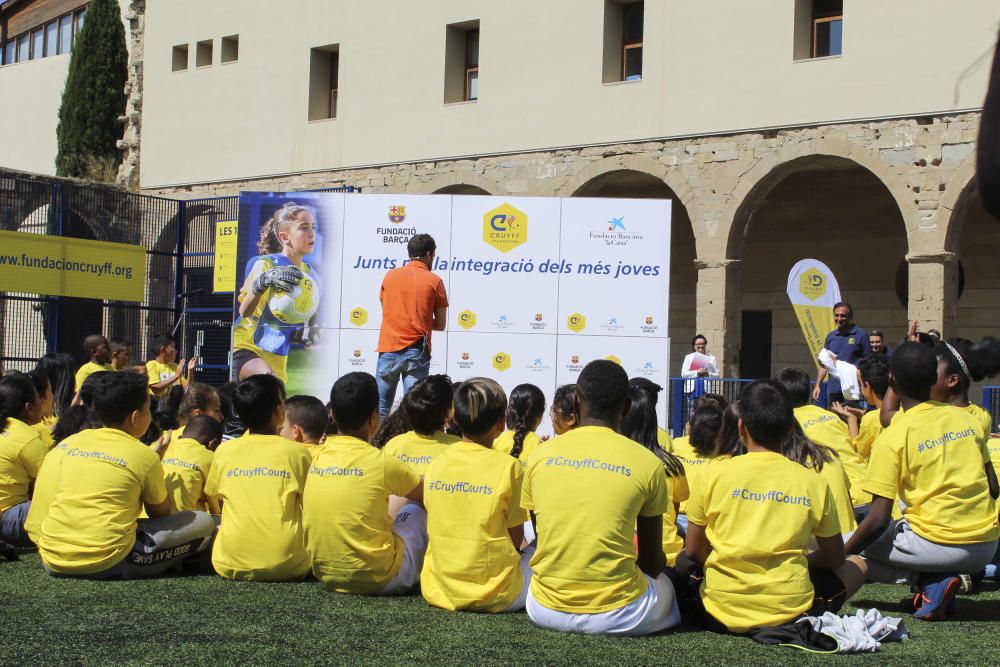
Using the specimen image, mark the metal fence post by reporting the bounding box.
[671,378,684,437]
[46,182,66,354]
[174,200,186,350]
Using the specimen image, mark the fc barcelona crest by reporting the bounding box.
[461,352,470,361]
[388,206,406,224]
[353,349,362,358]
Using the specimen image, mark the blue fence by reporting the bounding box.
[983,387,1000,434]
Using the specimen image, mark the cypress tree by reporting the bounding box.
[55,0,128,179]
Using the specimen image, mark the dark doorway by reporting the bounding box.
[740,310,772,379]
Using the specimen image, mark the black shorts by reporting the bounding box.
[232,349,262,380]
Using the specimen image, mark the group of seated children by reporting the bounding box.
[2,332,999,638]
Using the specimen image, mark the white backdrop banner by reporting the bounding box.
[235,193,671,433]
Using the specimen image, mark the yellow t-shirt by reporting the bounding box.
[853,409,884,461]
[145,360,187,397]
[686,451,841,634]
[303,443,325,460]
[988,437,1000,475]
[493,430,542,464]
[863,401,999,545]
[162,437,214,512]
[663,471,689,566]
[24,440,71,544]
[965,403,994,439]
[74,361,114,392]
[657,427,673,452]
[794,405,870,506]
[383,430,458,476]
[422,441,529,612]
[205,433,312,581]
[302,435,420,594]
[32,421,55,450]
[37,428,168,575]
[813,454,857,535]
[521,425,671,614]
[0,417,49,511]
[673,436,710,515]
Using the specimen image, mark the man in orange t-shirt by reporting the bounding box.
[376,234,448,416]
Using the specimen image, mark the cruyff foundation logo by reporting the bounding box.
[483,203,527,253]
[605,355,622,366]
[457,310,477,330]
[567,312,586,332]
[349,307,368,327]
[799,268,826,301]
[492,352,511,372]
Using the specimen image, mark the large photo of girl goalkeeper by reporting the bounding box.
[232,192,338,396]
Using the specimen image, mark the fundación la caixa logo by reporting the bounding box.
[799,268,826,301]
[483,203,527,253]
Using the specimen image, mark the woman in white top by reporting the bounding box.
[681,335,720,390]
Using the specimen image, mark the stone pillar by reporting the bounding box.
[906,251,958,337]
[694,258,741,377]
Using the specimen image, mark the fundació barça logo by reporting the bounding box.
[388,205,406,224]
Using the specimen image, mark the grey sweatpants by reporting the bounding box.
[45,511,216,580]
[862,519,998,584]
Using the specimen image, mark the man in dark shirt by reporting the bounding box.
[812,301,872,405]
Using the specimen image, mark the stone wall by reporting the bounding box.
[147,112,994,375]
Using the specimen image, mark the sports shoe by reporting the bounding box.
[959,573,973,594]
[913,573,961,621]
[984,563,999,580]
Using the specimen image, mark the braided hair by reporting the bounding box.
[505,384,545,459]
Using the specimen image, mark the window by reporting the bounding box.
[45,21,57,57]
[794,0,842,60]
[308,45,339,121]
[30,27,44,60]
[196,39,213,67]
[58,15,72,55]
[3,41,13,66]
[172,44,189,71]
[1,6,90,65]
[74,8,86,36]
[444,20,480,103]
[603,1,643,83]
[221,34,239,63]
[16,34,28,63]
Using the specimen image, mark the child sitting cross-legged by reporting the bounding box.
[522,360,681,636]
[303,372,425,595]
[493,383,546,464]
[205,375,312,581]
[846,342,1000,620]
[422,378,532,612]
[162,414,222,513]
[35,371,215,579]
[685,380,867,634]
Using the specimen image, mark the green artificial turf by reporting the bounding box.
[2,553,999,665]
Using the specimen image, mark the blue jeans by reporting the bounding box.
[0,500,32,548]
[376,344,431,417]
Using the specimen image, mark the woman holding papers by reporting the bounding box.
[681,335,720,379]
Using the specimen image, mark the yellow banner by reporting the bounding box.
[213,221,239,293]
[787,259,841,368]
[0,230,146,302]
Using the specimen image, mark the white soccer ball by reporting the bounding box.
[269,275,321,325]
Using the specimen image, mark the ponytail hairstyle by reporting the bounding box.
[618,385,685,478]
[0,374,39,429]
[453,378,508,440]
[370,407,412,449]
[934,336,1000,400]
[783,421,836,472]
[178,383,220,425]
[505,383,545,458]
[689,403,724,458]
[715,402,746,457]
[257,202,313,255]
[36,352,76,418]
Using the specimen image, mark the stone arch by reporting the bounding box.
[726,138,916,259]
[940,154,978,254]
[415,171,499,195]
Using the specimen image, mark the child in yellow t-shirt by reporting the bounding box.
[833,355,891,461]
[423,378,532,612]
[205,375,312,581]
[36,371,215,579]
[846,342,1000,621]
[162,415,222,513]
[303,372,425,595]
[27,369,55,449]
[548,384,577,436]
[618,383,689,571]
[109,337,133,371]
[493,383,545,463]
[931,338,996,438]
[280,395,330,459]
[73,334,114,396]
[521,360,680,637]
[685,380,867,634]
[0,374,46,548]
[146,334,194,399]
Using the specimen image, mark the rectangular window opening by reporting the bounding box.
[58,15,72,55]
[196,39,213,67]
[172,44,189,71]
[444,20,480,104]
[795,0,842,60]
[603,1,643,83]
[44,21,58,58]
[308,45,340,121]
[221,34,239,63]
[30,27,44,60]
